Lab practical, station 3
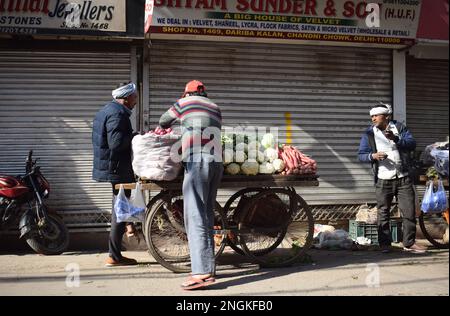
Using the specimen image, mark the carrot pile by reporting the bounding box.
[279,145,317,175]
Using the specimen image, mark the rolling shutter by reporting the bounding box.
[0,48,131,229]
[406,56,449,150]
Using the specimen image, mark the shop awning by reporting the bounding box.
[417,0,449,40]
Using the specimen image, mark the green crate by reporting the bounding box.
[349,220,403,245]
[389,221,403,244]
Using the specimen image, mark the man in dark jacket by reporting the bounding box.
[92,82,138,266]
[358,102,426,254]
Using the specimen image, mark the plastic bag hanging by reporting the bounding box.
[114,184,145,223]
[129,182,146,213]
[435,180,448,212]
[421,180,448,214]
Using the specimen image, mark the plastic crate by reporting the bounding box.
[349,220,403,245]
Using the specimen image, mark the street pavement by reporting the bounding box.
[0,240,448,296]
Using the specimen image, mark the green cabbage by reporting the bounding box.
[225,163,240,175]
[241,161,259,175]
[261,133,275,149]
[272,159,285,173]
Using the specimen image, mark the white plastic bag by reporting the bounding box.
[114,185,145,223]
[129,182,146,211]
[132,133,182,181]
[313,224,335,238]
[315,229,354,249]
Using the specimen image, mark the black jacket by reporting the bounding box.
[92,100,134,183]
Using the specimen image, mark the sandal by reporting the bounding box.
[181,276,216,290]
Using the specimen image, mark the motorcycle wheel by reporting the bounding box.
[26,213,70,255]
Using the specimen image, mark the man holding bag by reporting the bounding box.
[358,102,427,254]
[92,82,139,266]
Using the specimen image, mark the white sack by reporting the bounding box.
[132,133,182,181]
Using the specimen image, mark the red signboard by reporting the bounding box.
[417,0,449,40]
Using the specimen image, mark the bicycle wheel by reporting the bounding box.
[419,209,449,249]
[144,191,227,273]
[222,187,265,255]
[141,190,168,241]
[239,188,314,268]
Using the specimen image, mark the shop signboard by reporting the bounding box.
[148,0,422,46]
[0,0,129,36]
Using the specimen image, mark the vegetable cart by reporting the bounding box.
[116,174,319,273]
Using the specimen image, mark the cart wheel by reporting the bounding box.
[144,191,227,273]
[239,188,314,268]
[419,210,449,249]
[222,187,266,256]
[141,190,168,241]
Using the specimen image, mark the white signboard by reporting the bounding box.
[149,0,422,45]
[0,0,126,35]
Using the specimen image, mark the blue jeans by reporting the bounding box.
[183,154,223,275]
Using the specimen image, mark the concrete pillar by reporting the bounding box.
[393,50,407,124]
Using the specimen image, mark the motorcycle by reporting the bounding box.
[0,150,69,255]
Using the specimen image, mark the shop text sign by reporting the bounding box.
[149,0,421,45]
[0,0,126,35]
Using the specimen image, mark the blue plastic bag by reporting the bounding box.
[114,184,145,223]
[421,180,448,213]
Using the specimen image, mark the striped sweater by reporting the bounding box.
[159,96,222,160]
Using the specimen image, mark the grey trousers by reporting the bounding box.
[375,176,416,248]
[183,154,223,275]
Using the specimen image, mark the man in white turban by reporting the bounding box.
[358,102,426,254]
[112,82,137,109]
[112,82,136,99]
[92,82,139,266]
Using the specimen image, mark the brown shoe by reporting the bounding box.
[403,243,427,254]
[105,256,138,267]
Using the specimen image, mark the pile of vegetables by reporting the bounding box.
[221,132,317,176]
[148,126,173,135]
[279,145,317,175]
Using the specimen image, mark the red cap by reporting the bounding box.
[182,80,205,97]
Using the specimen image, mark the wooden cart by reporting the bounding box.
[116,174,319,273]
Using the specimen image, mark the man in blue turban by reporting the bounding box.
[92,82,139,266]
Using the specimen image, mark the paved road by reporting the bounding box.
[0,241,448,296]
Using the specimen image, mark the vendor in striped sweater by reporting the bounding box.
[159,80,223,290]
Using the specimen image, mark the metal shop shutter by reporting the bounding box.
[0,49,131,229]
[406,56,449,151]
[147,40,392,206]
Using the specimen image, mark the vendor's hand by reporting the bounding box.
[372,152,388,161]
